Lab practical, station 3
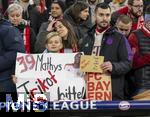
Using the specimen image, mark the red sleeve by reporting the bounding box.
[128,33,150,69]
[117,6,128,14]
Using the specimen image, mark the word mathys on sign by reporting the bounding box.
[15,52,86,101]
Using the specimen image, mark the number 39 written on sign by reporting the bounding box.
[16,54,35,73]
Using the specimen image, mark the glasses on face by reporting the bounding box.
[132,5,143,8]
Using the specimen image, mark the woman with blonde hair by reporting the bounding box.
[7,3,36,53]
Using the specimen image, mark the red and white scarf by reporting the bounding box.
[23,26,30,53]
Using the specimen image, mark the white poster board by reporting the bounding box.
[15,53,86,101]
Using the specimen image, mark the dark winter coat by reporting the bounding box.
[80,25,133,100]
[0,19,25,92]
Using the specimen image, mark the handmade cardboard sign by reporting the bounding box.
[86,72,112,101]
[15,52,86,101]
[80,55,104,73]
[80,55,112,100]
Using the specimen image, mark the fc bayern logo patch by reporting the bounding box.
[118,101,130,111]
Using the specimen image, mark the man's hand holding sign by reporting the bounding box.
[80,55,112,101]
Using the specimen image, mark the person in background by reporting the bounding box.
[0,12,25,106]
[65,0,76,9]
[127,5,150,100]
[115,14,134,100]
[35,19,78,53]
[116,14,132,37]
[64,1,92,42]
[43,31,63,53]
[111,0,144,31]
[38,0,66,34]
[45,0,52,10]
[0,0,14,14]
[14,0,44,35]
[7,3,36,53]
[104,0,112,4]
[86,0,101,24]
[109,0,127,11]
[54,19,78,53]
[80,3,132,100]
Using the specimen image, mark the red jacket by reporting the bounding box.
[112,6,144,31]
[128,25,150,69]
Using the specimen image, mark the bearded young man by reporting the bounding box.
[79,3,132,100]
[111,0,144,31]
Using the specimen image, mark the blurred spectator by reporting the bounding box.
[34,0,66,53]
[111,0,144,31]
[65,0,76,9]
[0,0,14,14]
[115,14,134,100]
[128,5,150,100]
[35,19,78,53]
[38,0,66,34]
[64,1,92,42]
[7,3,36,53]
[35,0,47,13]
[45,0,52,10]
[116,14,132,37]
[0,11,25,104]
[111,0,127,11]
[87,0,100,24]
[14,0,45,35]
[104,0,112,4]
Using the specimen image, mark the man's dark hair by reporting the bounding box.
[95,2,111,12]
[65,0,76,8]
[52,0,66,12]
[127,0,134,5]
[116,14,132,24]
[104,0,112,4]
